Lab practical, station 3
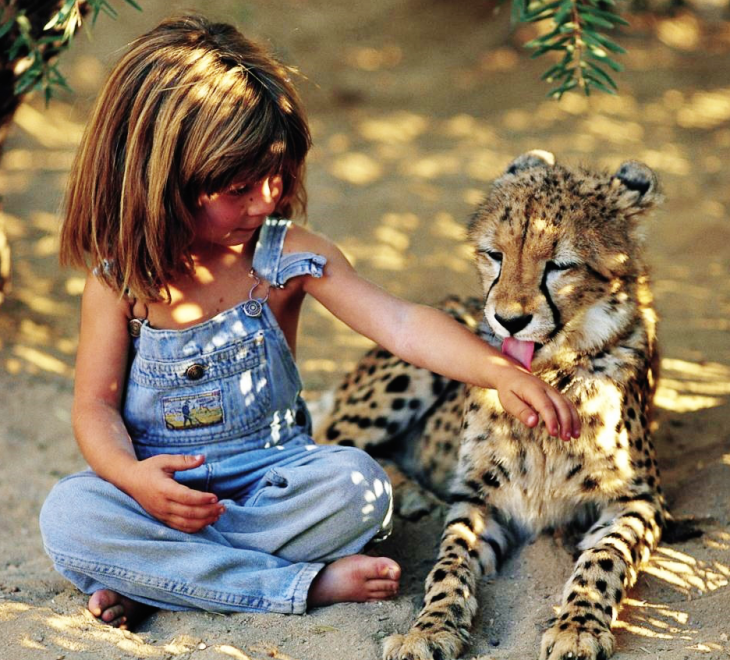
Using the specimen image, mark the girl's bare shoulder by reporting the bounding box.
[284,223,337,255]
[82,273,134,319]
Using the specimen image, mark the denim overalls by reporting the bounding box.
[40,218,393,614]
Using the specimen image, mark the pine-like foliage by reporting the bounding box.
[513,0,628,98]
[0,0,141,104]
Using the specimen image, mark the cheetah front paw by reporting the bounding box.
[383,629,462,660]
[540,621,615,660]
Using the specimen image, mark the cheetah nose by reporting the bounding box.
[495,313,533,335]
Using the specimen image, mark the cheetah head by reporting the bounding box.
[468,150,661,371]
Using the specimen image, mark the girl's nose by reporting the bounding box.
[247,176,282,216]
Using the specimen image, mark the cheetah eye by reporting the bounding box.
[545,260,578,274]
[479,250,503,263]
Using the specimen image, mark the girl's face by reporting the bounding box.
[192,175,283,248]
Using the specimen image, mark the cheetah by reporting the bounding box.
[315,151,691,660]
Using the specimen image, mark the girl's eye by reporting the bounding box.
[229,184,252,196]
[545,260,578,273]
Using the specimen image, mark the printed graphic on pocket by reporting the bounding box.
[163,390,224,430]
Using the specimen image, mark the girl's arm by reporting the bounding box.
[72,275,225,532]
[290,227,580,439]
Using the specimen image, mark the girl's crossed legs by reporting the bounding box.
[40,442,399,627]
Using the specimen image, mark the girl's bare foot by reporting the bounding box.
[308,555,401,607]
[88,589,152,629]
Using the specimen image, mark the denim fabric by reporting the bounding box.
[40,218,394,614]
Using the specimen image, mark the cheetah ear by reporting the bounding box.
[504,149,556,175]
[611,161,661,213]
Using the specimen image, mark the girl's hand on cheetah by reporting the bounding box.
[494,367,581,441]
[126,454,226,533]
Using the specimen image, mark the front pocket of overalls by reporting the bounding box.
[124,333,272,445]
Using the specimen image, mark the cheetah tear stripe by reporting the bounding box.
[502,337,534,371]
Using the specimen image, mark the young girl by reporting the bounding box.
[40,15,580,629]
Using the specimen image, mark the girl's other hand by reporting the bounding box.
[493,366,581,441]
[126,454,225,533]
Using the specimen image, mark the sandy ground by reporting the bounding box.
[1,1,730,659]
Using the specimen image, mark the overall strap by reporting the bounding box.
[252,217,327,288]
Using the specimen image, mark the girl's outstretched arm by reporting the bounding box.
[290,227,580,440]
[72,276,225,532]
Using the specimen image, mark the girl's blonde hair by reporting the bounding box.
[60,15,312,301]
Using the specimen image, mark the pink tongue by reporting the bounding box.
[502,337,535,371]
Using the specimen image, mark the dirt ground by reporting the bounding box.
[1,1,729,659]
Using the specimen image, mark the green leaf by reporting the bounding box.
[123,0,143,11]
[540,62,567,80]
[44,0,76,30]
[522,0,562,21]
[549,77,578,99]
[529,36,573,58]
[100,3,119,21]
[524,25,565,49]
[579,12,616,29]
[584,30,627,54]
[49,64,72,91]
[585,75,617,95]
[15,13,31,33]
[0,13,15,39]
[7,33,28,60]
[587,48,624,72]
[586,60,618,89]
[552,1,574,25]
[511,0,526,24]
[15,68,41,95]
[581,4,630,26]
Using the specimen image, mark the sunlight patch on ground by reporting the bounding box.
[617,598,694,644]
[3,149,75,172]
[441,114,499,145]
[374,225,410,252]
[645,546,730,596]
[0,601,32,621]
[65,276,85,296]
[217,644,254,660]
[430,212,466,241]
[655,358,730,413]
[676,87,730,129]
[358,112,428,143]
[13,103,84,149]
[583,116,644,145]
[12,345,72,377]
[329,152,382,185]
[401,152,461,180]
[656,13,701,51]
[346,44,402,72]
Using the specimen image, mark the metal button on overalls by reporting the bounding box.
[185,364,205,380]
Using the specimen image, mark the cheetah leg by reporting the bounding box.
[540,497,664,660]
[383,500,510,660]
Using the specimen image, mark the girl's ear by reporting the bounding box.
[610,160,662,213]
[504,149,556,176]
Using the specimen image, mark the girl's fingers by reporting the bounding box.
[544,387,581,440]
[518,386,560,436]
[153,453,206,473]
[543,389,573,440]
[501,390,540,429]
[165,481,219,506]
[166,513,221,533]
[166,499,225,520]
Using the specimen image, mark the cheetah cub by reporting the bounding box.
[317,151,672,660]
